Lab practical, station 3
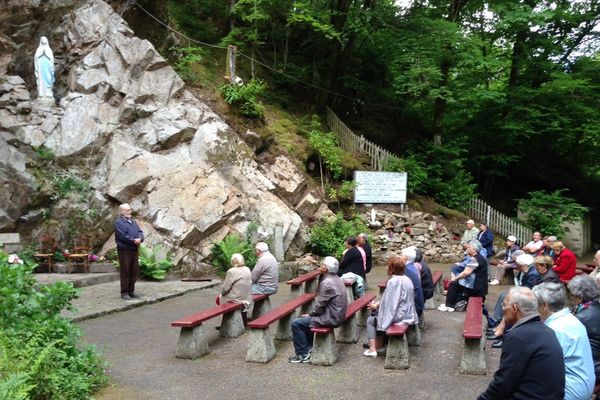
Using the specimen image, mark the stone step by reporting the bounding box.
[34,272,120,288]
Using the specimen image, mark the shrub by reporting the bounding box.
[210,223,260,275]
[309,213,368,258]
[517,189,586,237]
[51,171,89,200]
[0,251,107,399]
[220,79,266,118]
[171,46,203,81]
[385,155,428,193]
[138,244,174,280]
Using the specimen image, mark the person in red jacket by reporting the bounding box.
[552,241,577,282]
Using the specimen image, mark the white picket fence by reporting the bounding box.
[325,107,394,171]
[463,198,532,245]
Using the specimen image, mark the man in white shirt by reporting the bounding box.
[522,231,543,255]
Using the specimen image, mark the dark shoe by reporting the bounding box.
[129,293,140,299]
[288,354,310,363]
[362,342,370,349]
[487,334,503,341]
[486,328,495,335]
[121,294,132,300]
[491,340,503,348]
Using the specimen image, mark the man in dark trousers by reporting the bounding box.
[114,203,144,300]
[478,286,565,400]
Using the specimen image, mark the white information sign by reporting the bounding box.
[354,171,407,204]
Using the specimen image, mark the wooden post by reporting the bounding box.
[225,45,237,83]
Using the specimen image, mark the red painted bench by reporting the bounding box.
[246,293,317,363]
[460,296,486,375]
[172,293,268,359]
[287,268,323,295]
[309,293,376,366]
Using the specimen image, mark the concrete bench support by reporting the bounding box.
[310,330,338,366]
[336,314,359,343]
[219,309,245,338]
[274,310,299,341]
[357,307,369,327]
[384,334,410,370]
[175,325,209,359]
[407,323,421,347]
[460,336,487,375]
[251,296,272,320]
[245,329,276,363]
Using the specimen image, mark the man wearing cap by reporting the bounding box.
[461,219,479,249]
[490,236,521,286]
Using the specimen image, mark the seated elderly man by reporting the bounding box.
[251,242,279,294]
[522,231,543,255]
[533,282,595,400]
[489,236,520,286]
[460,219,479,249]
[478,287,565,400]
[567,275,600,388]
[537,235,557,257]
[289,256,347,363]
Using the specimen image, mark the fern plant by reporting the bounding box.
[138,244,174,280]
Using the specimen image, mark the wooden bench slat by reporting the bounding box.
[386,323,409,336]
[432,271,443,285]
[286,269,323,286]
[248,293,317,329]
[310,294,376,334]
[377,277,390,289]
[463,297,483,339]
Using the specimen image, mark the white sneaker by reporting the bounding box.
[437,305,450,312]
[489,279,500,286]
[446,307,455,312]
[363,349,377,358]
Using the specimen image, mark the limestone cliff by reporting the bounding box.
[0,0,327,271]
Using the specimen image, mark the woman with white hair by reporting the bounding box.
[438,241,488,312]
[219,253,253,307]
[568,275,600,388]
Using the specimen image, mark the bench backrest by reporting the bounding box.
[345,293,375,320]
[377,277,390,290]
[431,271,443,285]
[463,297,483,339]
[286,269,323,286]
[248,292,317,329]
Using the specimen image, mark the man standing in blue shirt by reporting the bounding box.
[533,282,595,400]
[114,203,144,300]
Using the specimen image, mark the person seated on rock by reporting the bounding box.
[363,256,418,357]
[552,241,577,282]
[460,219,479,250]
[489,236,521,286]
[534,255,560,284]
[537,235,557,257]
[522,231,544,255]
[217,253,253,324]
[438,240,488,312]
[251,242,279,295]
[400,247,425,318]
[414,248,434,301]
[288,256,347,363]
[567,275,600,388]
[533,281,595,400]
[338,236,366,279]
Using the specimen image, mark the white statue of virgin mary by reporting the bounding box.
[34,36,55,98]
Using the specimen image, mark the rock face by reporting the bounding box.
[0,0,318,268]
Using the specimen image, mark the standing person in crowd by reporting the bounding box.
[438,241,488,312]
[364,256,417,357]
[489,236,520,286]
[552,241,577,282]
[522,231,544,255]
[461,219,479,249]
[289,256,347,363]
[567,275,600,389]
[414,248,434,301]
[218,253,253,325]
[400,247,425,318]
[338,236,366,279]
[357,233,372,275]
[533,282,595,400]
[114,203,144,300]
[478,287,565,400]
[477,223,495,262]
[251,242,279,295]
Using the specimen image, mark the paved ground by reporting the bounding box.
[75,263,506,400]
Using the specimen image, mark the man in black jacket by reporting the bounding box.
[478,287,565,400]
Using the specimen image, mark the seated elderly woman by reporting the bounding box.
[568,275,600,388]
[217,253,253,323]
[363,256,417,357]
[552,241,577,282]
[438,241,488,312]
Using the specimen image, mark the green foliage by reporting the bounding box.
[220,79,266,118]
[326,180,356,206]
[0,251,107,399]
[51,171,89,201]
[308,129,343,180]
[385,155,428,193]
[33,146,55,162]
[171,46,204,81]
[517,189,586,237]
[210,222,260,274]
[309,213,367,259]
[138,244,174,280]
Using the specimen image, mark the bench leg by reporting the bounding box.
[345,286,354,304]
[407,324,421,347]
[433,281,443,308]
[175,325,209,359]
[424,296,436,310]
[357,307,369,327]
[246,329,276,363]
[384,335,409,369]
[460,337,487,375]
[418,312,426,330]
[336,315,358,343]
[310,332,338,366]
[251,297,272,320]
[301,300,315,315]
[290,285,304,298]
[275,311,298,341]
[305,278,318,293]
[219,309,245,338]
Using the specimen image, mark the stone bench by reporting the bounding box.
[425,271,443,310]
[384,323,410,369]
[459,296,486,375]
[309,293,376,366]
[286,268,323,296]
[171,293,269,359]
[246,293,317,363]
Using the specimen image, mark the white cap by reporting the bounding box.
[507,235,517,242]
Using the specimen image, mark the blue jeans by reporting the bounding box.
[291,316,313,356]
[251,284,277,295]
